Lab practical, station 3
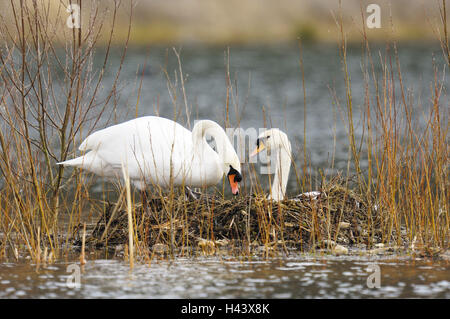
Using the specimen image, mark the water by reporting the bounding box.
[94,43,448,192]
[0,254,448,298]
[2,43,446,193]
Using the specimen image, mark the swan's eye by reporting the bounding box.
[267,135,271,139]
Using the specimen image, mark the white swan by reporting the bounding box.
[58,116,242,195]
[250,128,292,201]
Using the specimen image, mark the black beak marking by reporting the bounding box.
[228,165,242,182]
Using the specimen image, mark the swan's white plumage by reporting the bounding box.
[58,116,240,191]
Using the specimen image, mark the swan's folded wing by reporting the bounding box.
[78,123,125,152]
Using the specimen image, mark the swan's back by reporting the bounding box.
[79,116,188,151]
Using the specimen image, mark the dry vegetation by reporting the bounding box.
[0,0,448,266]
[0,0,131,262]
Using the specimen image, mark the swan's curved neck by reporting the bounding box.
[270,142,291,201]
[192,121,213,150]
[191,120,231,171]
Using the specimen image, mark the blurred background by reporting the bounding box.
[0,0,445,44]
[122,0,445,45]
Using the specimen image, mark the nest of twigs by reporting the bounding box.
[75,176,387,253]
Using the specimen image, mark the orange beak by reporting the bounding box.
[250,142,265,157]
[228,174,239,195]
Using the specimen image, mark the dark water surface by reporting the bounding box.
[0,254,448,298]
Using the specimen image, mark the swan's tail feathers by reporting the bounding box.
[56,156,86,167]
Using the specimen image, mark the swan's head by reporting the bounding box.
[222,150,242,195]
[250,128,290,157]
[213,129,242,196]
[226,164,242,195]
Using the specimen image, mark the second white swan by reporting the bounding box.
[250,128,292,201]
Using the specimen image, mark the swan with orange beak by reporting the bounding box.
[58,117,243,198]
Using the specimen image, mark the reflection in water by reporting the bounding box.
[0,255,448,298]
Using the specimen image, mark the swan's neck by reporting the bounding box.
[192,120,231,173]
[270,144,291,201]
